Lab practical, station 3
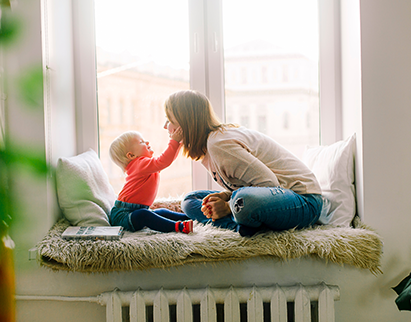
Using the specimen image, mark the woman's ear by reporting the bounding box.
[126,152,136,160]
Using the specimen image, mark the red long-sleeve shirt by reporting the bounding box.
[117,139,181,206]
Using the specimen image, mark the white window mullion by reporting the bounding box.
[205,0,225,123]
[318,0,342,145]
[189,0,226,191]
[189,0,213,191]
[189,0,207,95]
[205,0,225,191]
[72,0,99,154]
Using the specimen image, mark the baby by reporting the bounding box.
[109,128,193,234]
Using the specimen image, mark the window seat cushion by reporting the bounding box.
[42,136,381,274]
[36,200,383,275]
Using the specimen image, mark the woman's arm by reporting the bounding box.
[210,139,280,188]
[202,133,280,220]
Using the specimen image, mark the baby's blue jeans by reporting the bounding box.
[181,187,322,233]
[110,200,189,232]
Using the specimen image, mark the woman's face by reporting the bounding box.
[164,110,180,136]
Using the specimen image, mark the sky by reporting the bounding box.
[94,0,319,69]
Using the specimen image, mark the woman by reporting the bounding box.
[164,90,323,236]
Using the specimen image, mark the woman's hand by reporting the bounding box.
[201,192,232,221]
[170,127,183,143]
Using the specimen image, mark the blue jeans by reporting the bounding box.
[181,187,322,232]
[181,190,239,230]
[110,201,149,231]
[110,200,189,232]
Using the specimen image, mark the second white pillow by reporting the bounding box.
[303,134,356,227]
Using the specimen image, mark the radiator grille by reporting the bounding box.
[99,283,339,322]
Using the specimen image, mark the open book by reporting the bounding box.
[62,226,124,241]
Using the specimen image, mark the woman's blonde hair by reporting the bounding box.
[109,131,141,172]
[165,90,225,160]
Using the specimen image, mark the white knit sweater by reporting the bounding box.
[201,126,322,195]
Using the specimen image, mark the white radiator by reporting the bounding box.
[97,283,340,322]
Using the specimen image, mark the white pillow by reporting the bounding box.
[56,149,116,226]
[303,134,356,227]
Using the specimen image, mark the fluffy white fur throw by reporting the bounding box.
[37,200,383,274]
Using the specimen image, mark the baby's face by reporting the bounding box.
[127,134,154,159]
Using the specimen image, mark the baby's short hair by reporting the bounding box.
[109,131,141,171]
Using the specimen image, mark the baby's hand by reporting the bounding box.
[171,127,183,143]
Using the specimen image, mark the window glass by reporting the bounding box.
[94,0,321,195]
[222,0,320,158]
[94,0,191,197]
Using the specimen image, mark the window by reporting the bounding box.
[222,0,319,158]
[94,0,191,197]
[91,0,336,194]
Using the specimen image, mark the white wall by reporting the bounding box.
[358,0,411,320]
[8,0,411,321]
[5,0,52,261]
[333,1,411,320]
[5,0,78,312]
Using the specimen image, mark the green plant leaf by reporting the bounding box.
[0,9,21,46]
[0,141,49,237]
[17,65,44,109]
[0,144,49,176]
[0,0,11,8]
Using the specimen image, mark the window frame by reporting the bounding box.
[71,0,99,154]
[318,0,343,145]
[73,0,343,190]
